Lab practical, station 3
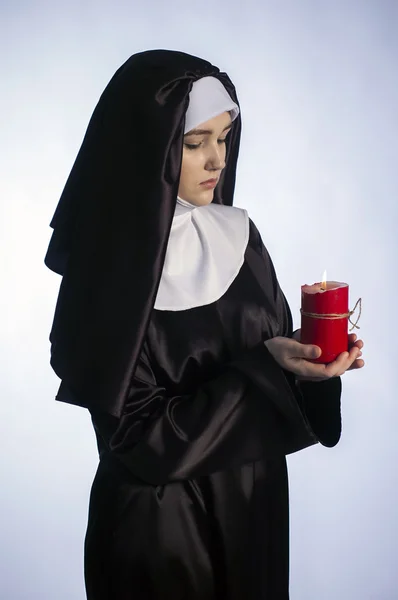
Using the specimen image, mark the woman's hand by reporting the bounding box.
[264,332,365,381]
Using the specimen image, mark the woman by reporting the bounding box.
[45,50,364,599]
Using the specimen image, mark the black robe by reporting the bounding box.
[84,220,342,599]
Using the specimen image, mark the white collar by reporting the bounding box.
[154,197,249,311]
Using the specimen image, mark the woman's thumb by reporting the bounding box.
[299,343,322,359]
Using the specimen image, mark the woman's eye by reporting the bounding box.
[184,143,201,150]
[184,138,227,150]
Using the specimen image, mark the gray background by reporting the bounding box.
[1,0,396,598]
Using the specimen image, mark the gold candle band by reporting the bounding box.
[300,298,362,331]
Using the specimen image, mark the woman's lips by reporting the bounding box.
[200,179,218,189]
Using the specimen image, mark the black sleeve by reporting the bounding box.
[294,377,342,448]
[90,340,318,485]
[252,220,342,450]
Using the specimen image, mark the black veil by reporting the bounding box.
[45,49,242,417]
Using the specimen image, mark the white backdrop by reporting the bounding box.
[1,1,397,598]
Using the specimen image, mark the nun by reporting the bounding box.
[45,49,364,599]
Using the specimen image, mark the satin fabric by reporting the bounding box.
[44,50,242,418]
[85,220,342,599]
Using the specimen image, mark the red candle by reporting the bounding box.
[301,279,349,364]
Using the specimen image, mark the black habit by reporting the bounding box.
[84,220,341,599]
[44,50,342,599]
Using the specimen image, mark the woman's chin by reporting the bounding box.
[178,187,215,207]
[192,188,215,206]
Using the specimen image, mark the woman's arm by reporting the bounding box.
[251,221,344,449]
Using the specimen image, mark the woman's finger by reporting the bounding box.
[348,333,357,344]
[269,338,321,362]
[325,347,361,376]
[347,358,365,370]
[321,352,349,378]
[289,339,321,360]
[349,335,364,350]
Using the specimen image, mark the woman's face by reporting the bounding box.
[178,111,232,206]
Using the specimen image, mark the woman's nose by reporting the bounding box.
[206,145,225,171]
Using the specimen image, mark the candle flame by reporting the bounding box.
[321,270,327,290]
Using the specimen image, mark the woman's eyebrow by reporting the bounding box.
[185,124,232,136]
